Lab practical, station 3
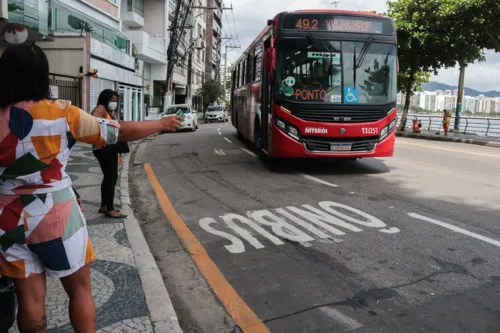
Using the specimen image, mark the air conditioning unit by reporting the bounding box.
[196,39,205,49]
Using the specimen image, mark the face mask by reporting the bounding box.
[108,102,118,111]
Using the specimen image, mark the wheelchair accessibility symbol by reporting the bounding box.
[344,86,359,104]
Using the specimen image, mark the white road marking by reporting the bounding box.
[240,148,257,156]
[199,201,400,253]
[214,148,226,156]
[319,307,363,330]
[379,227,400,234]
[302,174,339,188]
[408,213,500,248]
[224,137,232,143]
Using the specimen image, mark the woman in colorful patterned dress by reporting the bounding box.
[0,44,181,332]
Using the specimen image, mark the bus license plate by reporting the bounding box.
[330,144,352,151]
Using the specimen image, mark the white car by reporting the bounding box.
[162,104,198,132]
[205,106,228,123]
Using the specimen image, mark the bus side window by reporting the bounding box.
[255,50,262,82]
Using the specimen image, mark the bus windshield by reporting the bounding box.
[275,38,397,105]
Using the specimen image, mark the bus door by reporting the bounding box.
[260,37,274,152]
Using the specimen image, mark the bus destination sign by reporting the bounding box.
[282,14,391,34]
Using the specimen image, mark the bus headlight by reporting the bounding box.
[288,126,299,140]
[276,118,286,130]
[380,118,397,141]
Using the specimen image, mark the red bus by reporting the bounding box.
[230,10,398,159]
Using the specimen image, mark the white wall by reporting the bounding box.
[38,36,86,77]
[59,0,120,30]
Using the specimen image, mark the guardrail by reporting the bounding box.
[397,114,500,137]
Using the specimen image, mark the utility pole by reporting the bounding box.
[454,64,465,131]
[164,0,195,110]
[331,1,340,8]
[164,0,183,110]
[223,44,240,98]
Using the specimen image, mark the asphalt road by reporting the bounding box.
[131,121,500,333]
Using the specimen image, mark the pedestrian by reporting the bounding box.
[0,44,181,333]
[442,110,452,136]
[91,89,127,219]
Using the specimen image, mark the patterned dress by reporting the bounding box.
[0,100,119,279]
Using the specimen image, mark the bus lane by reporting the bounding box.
[142,127,500,333]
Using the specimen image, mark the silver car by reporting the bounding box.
[205,106,228,123]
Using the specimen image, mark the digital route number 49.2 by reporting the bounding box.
[296,18,319,30]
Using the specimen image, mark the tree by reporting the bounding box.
[451,0,500,52]
[197,79,224,117]
[387,0,484,131]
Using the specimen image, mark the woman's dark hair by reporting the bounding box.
[97,89,119,108]
[0,43,51,108]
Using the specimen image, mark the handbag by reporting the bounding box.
[0,275,15,333]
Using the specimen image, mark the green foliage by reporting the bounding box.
[197,79,225,113]
[450,0,500,52]
[387,0,485,130]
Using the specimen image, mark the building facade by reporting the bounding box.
[0,0,221,117]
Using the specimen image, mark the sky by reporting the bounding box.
[223,0,500,92]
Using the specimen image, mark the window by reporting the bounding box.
[275,39,397,104]
[242,60,246,85]
[254,50,262,81]
[236,64,240,87]
[127,0,144,16]
[247,53,253,83]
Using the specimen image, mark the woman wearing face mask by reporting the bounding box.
[91,89,126,218]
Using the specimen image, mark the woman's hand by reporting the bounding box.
[160,116,182,132]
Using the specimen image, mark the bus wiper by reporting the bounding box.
[353,36,374,87]
[306,32,320,50]
[355,36,374,69]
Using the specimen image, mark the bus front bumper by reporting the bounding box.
[268,124,396,159]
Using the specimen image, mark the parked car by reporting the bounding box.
[161,104,198,132]
[205,106,228,123]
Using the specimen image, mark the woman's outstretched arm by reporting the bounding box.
[117,117,181,142]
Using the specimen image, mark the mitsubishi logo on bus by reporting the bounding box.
[304,127,328,134]
[340,128,346,135]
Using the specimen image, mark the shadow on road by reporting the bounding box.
[261,157,391,176]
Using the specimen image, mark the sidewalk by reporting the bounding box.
[8,143,168,333]
[396,129,500,148]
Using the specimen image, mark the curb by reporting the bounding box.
[396,131,500,149]
[120,140,183,333]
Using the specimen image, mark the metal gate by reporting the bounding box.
[49,73,82,108]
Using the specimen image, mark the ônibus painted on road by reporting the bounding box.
[230,10,399,159]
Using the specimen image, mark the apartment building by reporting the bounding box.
[0,0,220,116]
[32,0,144,120]
[205,0,222,81]
[121,0,169,115]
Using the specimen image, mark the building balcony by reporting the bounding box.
[2,0,54,42]
[121,0,144,28]
[124,30,167,64]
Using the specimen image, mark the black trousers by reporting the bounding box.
[93,149,118,211]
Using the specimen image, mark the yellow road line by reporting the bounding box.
[144,163,270,333]
[397,141,500,158]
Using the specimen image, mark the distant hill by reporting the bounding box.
[421,81,500,98]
